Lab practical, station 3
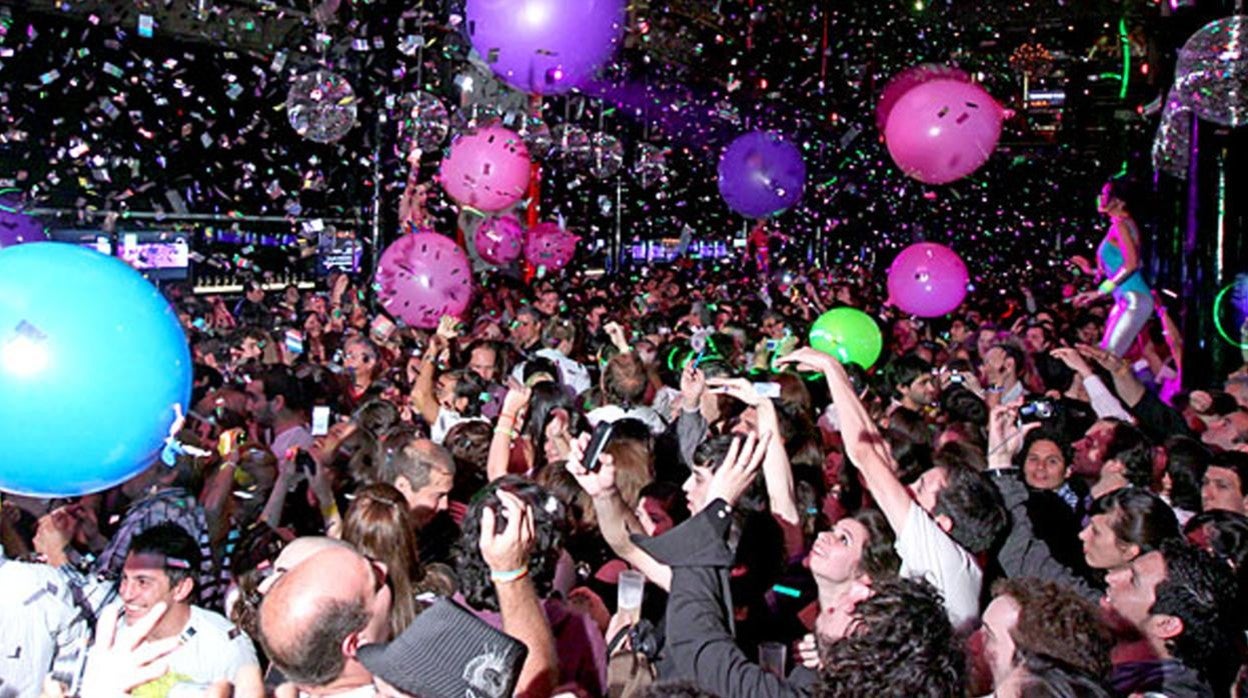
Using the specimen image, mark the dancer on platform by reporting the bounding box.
[1073,175,1153,357]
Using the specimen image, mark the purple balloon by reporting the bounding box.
[884,79,1003,185]
[439,126,532,212]
[465,0,626,95]
[887,242,969,317]
[0,210,48,249]
[375,231,474,329]
[475,215,524,265]
[717,131,806,219]
[524,222,579,271]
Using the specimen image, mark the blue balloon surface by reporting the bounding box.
[717,131,806,218]
[0,243,191,496]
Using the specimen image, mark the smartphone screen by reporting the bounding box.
[311,406,330,436]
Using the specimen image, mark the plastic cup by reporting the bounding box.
[617,570,645,622]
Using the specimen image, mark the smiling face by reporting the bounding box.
[1023,439,1068,491]
[808,518,869,585]
[119,552,189,625]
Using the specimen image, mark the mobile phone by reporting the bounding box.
[284,329,304,355]
[582,421,616,473]
[753,382,782,399]
[311,405,331,436]
[1019,399,1056,424]
[371,314,397,342]
[294,449,317,477]
[948,374,965,384]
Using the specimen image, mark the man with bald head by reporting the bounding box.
[258,545,392,696]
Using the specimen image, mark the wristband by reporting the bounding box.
[494,426,518,439]
[490,566,529,583]
[1098,279,1117,295]
[320,502,339,520]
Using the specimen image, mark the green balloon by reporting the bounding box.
[809,307,883,369]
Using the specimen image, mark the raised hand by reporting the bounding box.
[679,362,706,411]
[986,402,1039,468]
[479,489,536,575]
[705,431,771,507]
[773,346,837,375]
[500,380,532,420]
[80,602,180,695]
[1050,347,1094,377]
[705,377,761,407]
[565,433,618,500]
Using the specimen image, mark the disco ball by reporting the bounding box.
[512,114,553,159]
[450,103,503,136]
[1152,90,1192,179]
[587,133,624,179]
[550,124,591,166]
[286,70,358,144]
[635,143,669,189]
[395,91,450,158]
[1175,16,1248,127]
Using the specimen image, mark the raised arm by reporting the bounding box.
[704,378,800,543]
[488,382,531,482]
[777,348,913,534]
[479,490,559,698]
[566,434,672,591]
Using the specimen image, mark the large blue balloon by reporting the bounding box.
[0,243,191,496]
[717,131,806,218]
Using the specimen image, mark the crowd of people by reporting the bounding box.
[4,180,1248,698]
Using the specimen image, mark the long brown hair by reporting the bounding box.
[342,483,426,636]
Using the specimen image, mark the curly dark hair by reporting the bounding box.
[454,476,568,612]
[1151,539,1240,692]
[931,462,1008,554]
[1103,423,1155,489]
[817,577,964,698]
[991,578,1113,679]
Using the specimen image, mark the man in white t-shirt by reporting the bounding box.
[245,365,313,468]
[777,348,1007,632]
[82,523,262,692]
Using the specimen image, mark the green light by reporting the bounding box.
[1212,283,1248,350]
[1118,18,1130,100]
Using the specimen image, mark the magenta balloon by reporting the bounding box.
[876,64,971,134]
[524,222,579,271]
[475,215,525,265]
[887,242,970,317]
[375,231,474,329]
[883,79,1003,185]
[465,0,626,95]
[439,126,532,212]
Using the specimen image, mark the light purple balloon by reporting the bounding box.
[523,222,579,271]
[0,209,48,249]
[439,126,532,212]
[887,242,969,318]
[375,231,474,329]
[465,0,626,95]
[475,215,524,265]
[884,79,1003,185]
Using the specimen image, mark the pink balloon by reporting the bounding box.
[439,126,532,212]
[524,222,579,272]
[475,215,524,265]
[887,242,969,317]
[876,64,971,134]
[883,79,1003,185]
[375,231,473,329]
